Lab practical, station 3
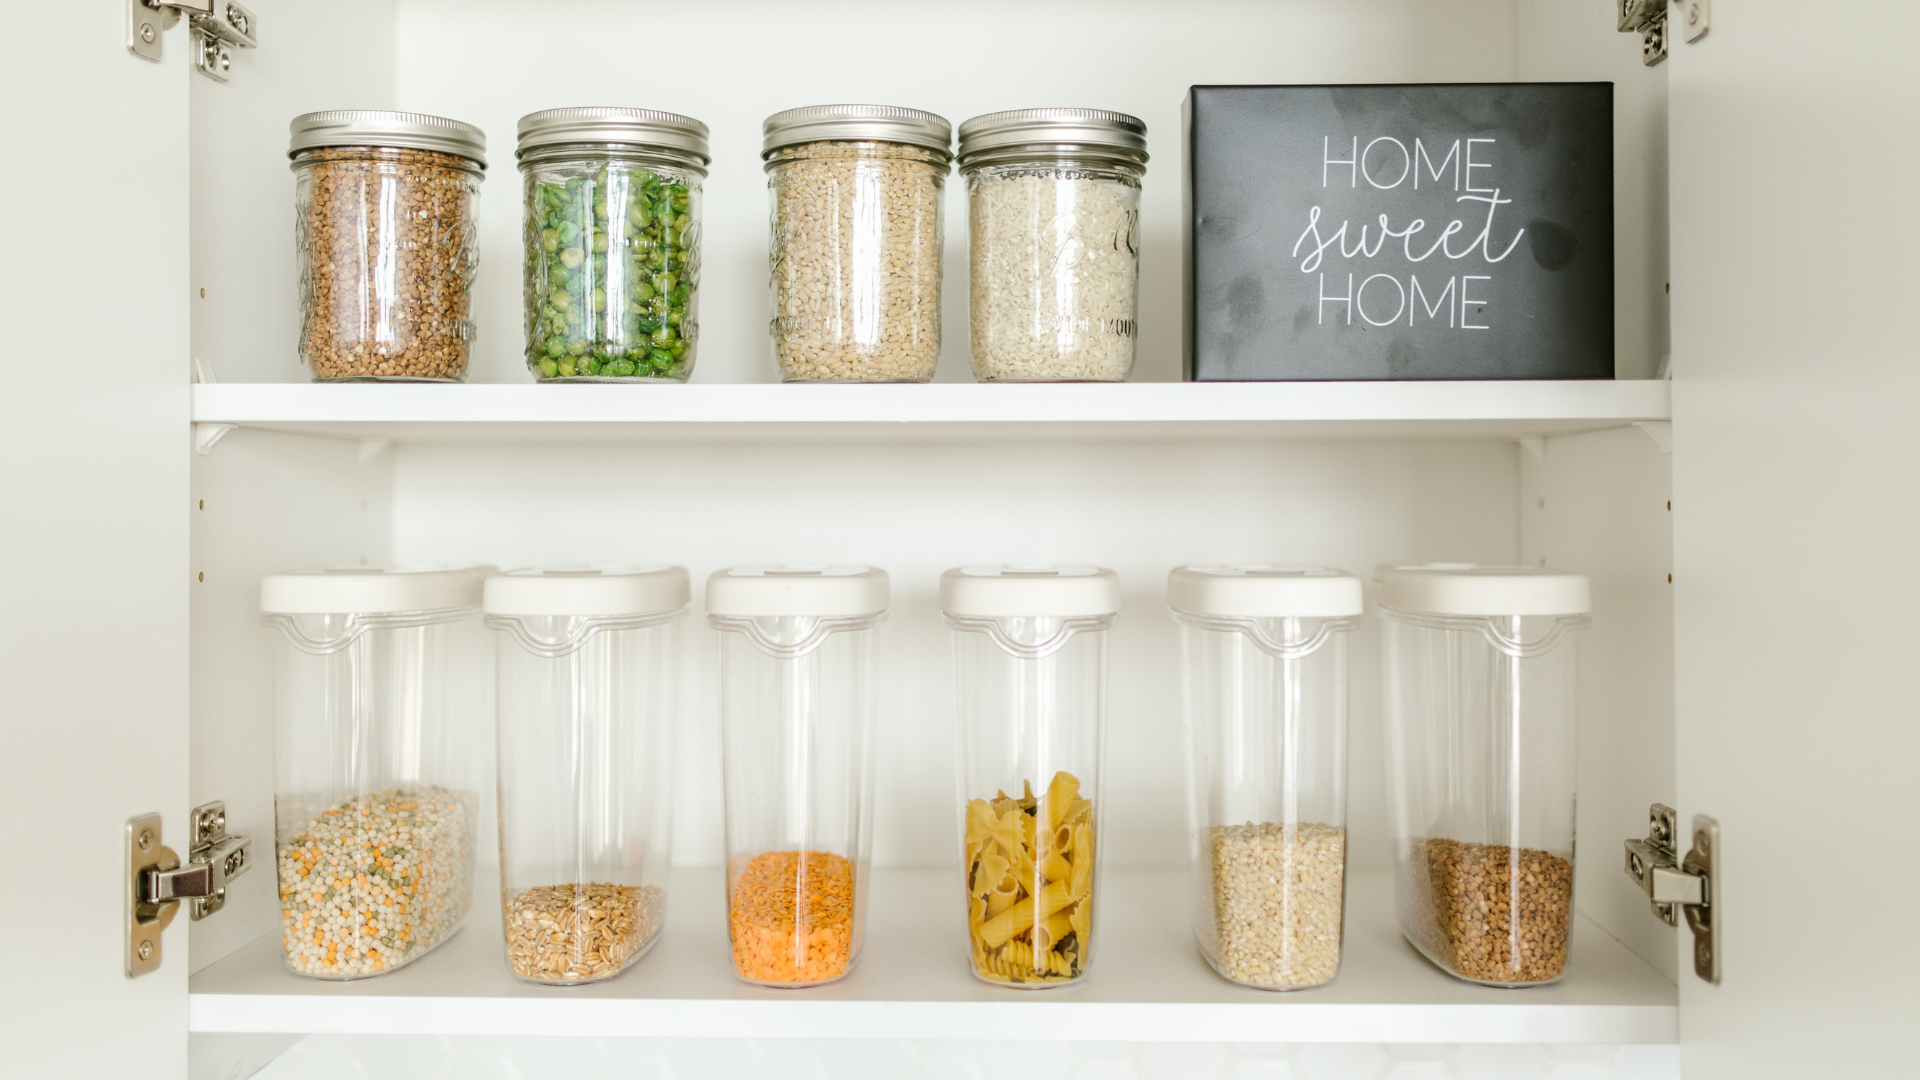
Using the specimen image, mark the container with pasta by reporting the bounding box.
[942,565,1118,987]
[708,565,887,988]
[1171,565,1362,990]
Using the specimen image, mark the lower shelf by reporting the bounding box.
[188,868,1677,1043]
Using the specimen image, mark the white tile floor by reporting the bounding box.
[250,1037,1681,1080]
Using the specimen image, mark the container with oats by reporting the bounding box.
[290,111,485,381]
[709,565,887,987]
[763,105,950,382]
[262,566,492,979]
[1171,565,1361,990]
[958,109,1146,382]
[943,565,1118,988]
[487,566,687,985]
[516,109,708,382]
[1378,564,1591,987]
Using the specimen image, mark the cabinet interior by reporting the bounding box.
[184,0,1678,1008]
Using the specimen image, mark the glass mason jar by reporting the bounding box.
[763,105,951,382]
[516,109,708,382]
[1377,565,1591,987]
[708,565,888,987]
[941,565,1118,988]
[486,566,688,985]
[290,111,485,381]
[260,566,492,979]
[958,110,1146,382]
[1170,565,1361,991]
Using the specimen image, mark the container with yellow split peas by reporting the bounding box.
[942,565,1119,987]
[262,565,492,980]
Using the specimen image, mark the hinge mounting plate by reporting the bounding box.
[124,801,252,978]
[1624,803,1721,984]
[126,0,258,82]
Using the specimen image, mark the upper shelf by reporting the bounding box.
[188,868,1676,1043]
[191,380,1671,444]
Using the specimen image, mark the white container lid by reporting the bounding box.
[485,565,689,617]
[940,565,1120,618]
[1168,565,1363,618]
[706,565,889,617]
[1374,564,1591,616]
[260,565,489,615]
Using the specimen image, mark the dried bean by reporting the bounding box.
[1202,821,1345,988]
[1404,838,1572,984]
[296,147,480,381]
[504,882,663,983]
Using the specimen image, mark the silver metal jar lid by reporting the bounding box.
[289,110,487,168]
[516,107,711,166]
[956,108,1148,169]
[762,104,952,159]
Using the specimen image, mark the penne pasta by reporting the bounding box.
[962,770,1096,985]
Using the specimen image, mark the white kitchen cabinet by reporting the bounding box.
[2,2,1912,1078]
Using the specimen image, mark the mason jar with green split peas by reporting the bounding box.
[516,108,709,382]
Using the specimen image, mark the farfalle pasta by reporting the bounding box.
[963,770,1095,985]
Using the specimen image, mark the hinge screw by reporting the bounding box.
[140,21,156,43]
[137,941,153,961]
[138,829,153,852]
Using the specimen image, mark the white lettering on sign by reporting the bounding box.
[1362,137,1411,189]
[1414,139,1459,190]
[1318,273,1354,325]
[1297,134,1528,332]
[1324,136,1358,188]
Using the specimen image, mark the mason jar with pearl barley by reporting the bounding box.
[763,105,950,382]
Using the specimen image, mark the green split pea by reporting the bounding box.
[525,166,694,380]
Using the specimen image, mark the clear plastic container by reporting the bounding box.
[1377,564,1591,987]
[290,111,485,381]
[941,564,1118,988]
[486,566,688,985]
[763,105,951,382]
[708,565,888,987]
[958,109,1146,382]
[516,109,708,382]
[1171,565,1361,991]
[261,566,492,979]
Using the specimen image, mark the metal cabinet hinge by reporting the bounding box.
[126,0,259,83]
[1624,803,1721,984]
[1618,0,1708,67]
[1618,0,1670,66]
[125,801,253,978]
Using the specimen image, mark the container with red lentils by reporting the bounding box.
[707,565,887,987]
[290,111,486,381]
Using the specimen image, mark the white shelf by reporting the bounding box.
[191,381,1670,444]
[189,869,1676,1043]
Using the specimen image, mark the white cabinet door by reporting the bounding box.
[0,4,191,1076]
[1671,2,1920,1075]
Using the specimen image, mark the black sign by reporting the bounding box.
[1185,83,1613,381]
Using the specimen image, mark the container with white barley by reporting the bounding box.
[764,105,950,382]
[263,566,493,979]
[1171,565,1362,990]
[958,110,1146,382]
[488,566,688,985]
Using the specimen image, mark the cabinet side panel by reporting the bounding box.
[1520,426,1676,981]
[1671,2,1920,1075]
[0,4,191,1074]
[190,431,395,972]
